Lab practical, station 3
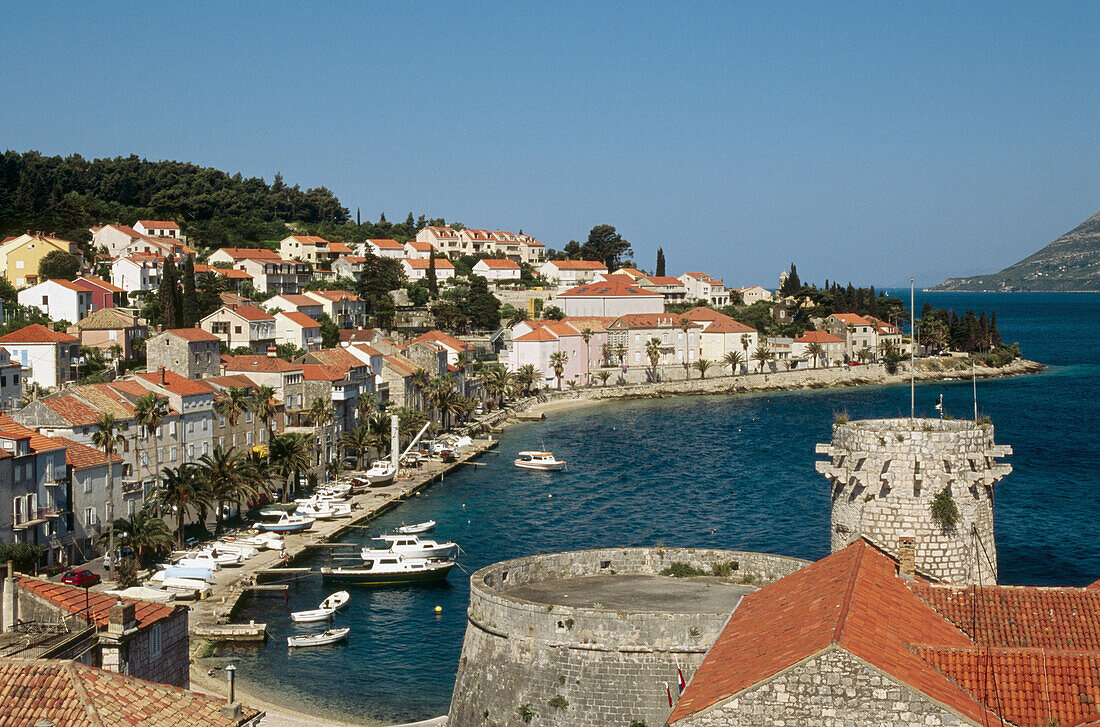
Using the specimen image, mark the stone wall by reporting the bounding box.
[673,647,971,727]
[816,418,1011,585]
[449,548,809,727]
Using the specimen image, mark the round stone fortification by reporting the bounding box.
[816,418,1011,584]
[448,547,809,727]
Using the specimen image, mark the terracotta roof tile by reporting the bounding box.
[339,329,378,343]
[70,308,139,331]
[0,323,79,344]
[161,327,221,342]
[222,304,274,321]
[300,364,346,382]
[0,414,66,452]
[307,348,366,373]
[558,281,660,298]
[366,238,404,249]
[545,260,608,270]
[831,312,872,325]
[795,330,844,343]
[327,242,353,253]
[475,258,521,269]
[56,436,122,469]
[403,257,455,269]
[273,294,324,307]
[135,370,215,397]
[137,219,180,229]
[18,576,177,629]
[383,354,417,377]
[409,330,473,351]
[610,313,699,329]
[224,355,303,373]
[215,247,282,260]
[276,311,320,328]
[40,395,103,426]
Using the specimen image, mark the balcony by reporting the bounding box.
[121,479,144,496]
[13,507,62,530]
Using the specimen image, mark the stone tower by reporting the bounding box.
[816,418,1011,585]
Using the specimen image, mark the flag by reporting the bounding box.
[666,682,673,706]
[677,667,686,693]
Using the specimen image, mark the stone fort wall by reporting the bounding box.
[816,418,1011,585]
[448,548,808,727]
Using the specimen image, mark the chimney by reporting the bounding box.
[108,601,136,635]
[156,324,163,333]
[898,537,916,580]
[158,366,166,385]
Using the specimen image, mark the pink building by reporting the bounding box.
[509,319,611,389]
[73,275,124,310]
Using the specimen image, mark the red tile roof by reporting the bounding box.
[18,576,177,629]
[224,355,303,373]
[476,258,521,269]
[276,311,320,328]
[162,327,221,342]
[0,657,260,726]
[0,414,66,452]
[409,330,473,352]
[0,323,78,344]
[300,363,346,382]
[339,328,377,342]
[223,304,274,321]
[135,370,215,397]
[558,281,661,298]
[37,277,91,292]
[367,238,404,249]
[327,242,353,253]
[830,312,872,325]
[215,247,282,260]
[406,240,436,251]
[545,260,608,270]
[645,276,684,286]
[383,354,418,377]
[794,330,844,344]
[307,347,365,372]
[55,436,122,469]
[74,274,125,293]
[610,313,699,329]
[137,219,180,229]
[404,257,455,269]
[40,395,103,426]
[274,294,324,307]
[307,290,362,302]
[217,267,253,279]
[704,320,758,334]
[514,327,559,342]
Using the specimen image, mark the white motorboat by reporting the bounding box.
[321,554,455,585]
[290,590,350,623]
[174,551,236,570]
[514,451,566,471]
[363,534,457,560]
[212,541,259,559]
[198,547,243,566]
[296,500,352,519]
[294,492,346,505]
[222,533,284,551]
[159,577,213,598]
[395,520,436,534]
[364,459,397,487]
[287,628,349,648]
[152,566,215,583]
[256,513,315,533]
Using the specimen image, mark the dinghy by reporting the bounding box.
[395,520,436,534]
[290,591,351,623]
[256,513,315,533]
[287,627,349,647]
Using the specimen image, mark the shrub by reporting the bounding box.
[661,562,708,577]
[884,350,902,374]
[115,558,141,588]
[930,489,960,531]
[517,704,536,724]
[548,695,569,711]
[710,560,739,577]
[833,410,849,425]
[0,543,43,573]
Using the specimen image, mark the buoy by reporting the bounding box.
[461,503,466,508]
[434,606,443,613]
[548,493,552,498]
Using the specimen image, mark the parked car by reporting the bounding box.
[61,569,101,587]
[101,547,134,568]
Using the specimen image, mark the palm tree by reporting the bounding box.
[479,365,514,408]
[515,364,540,396]
[267,433,313,502]
[410,369,432,411]
[878,339,898,362]
[692,359,712,379]
[679,319,693,374]
[242,448,273,502]
[805,342,826,369]
[549,351,568,391]
[133,392,168,515]
[92,414,127,580]
[740,334,751,364]
[613,343,627,367]
[645,337,662,380]
[580,328,594,385]
[215,386,251,427]
[857,346,873,363]
[723,350,744,376]
[307,397,335,428]
[752,345,773,373]
[197,446,256,533]
[107,511,175,566]
[595,370,612,387]
[455,351,475,395]
[253,385,279,439]
[339,424,373,470]
[160,463,210,546]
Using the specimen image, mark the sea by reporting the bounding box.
[218,292,1100,724]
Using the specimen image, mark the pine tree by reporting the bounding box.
[990,312,1002,347]
[181,255,200,327]
[426,252,438,297]
[656,247,666,277]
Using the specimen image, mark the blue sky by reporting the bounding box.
[2,1,1097,287]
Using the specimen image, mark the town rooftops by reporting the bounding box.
[382,354,418,377]
[136,219,180,230]
[421,226,460,239]
[367,238,404,249]
[73,274,125,293]
[0,323,79,344]
[307,347,367,372]
[160,327,221,342]
[216,267,253,280]
[704,320,758,334]
[68,308,139,331]
[544,260,608,270]
[136,369,215,397]
[476,258,521,269]
[276,310,321,328]
[405,240,436,251]
[285,235,328,245]
[274,294,324,307]
[223,355,303,373]
[682,271,720,281]
[39,395,104,427]
[19,576,178,629]
[514,327,562,342]
[558,281,662,298]
[404,257,455,269]
[300,363,347,382]
[409,330,472,352]
[795,330,844,344]
[645,275,685,286]
[0,657,260,727]
[56,436,123,469]
[610,313,700,329]
[681,307,757,333]
[0,414,66,452]
[339,328,378,343]
[222,304,275,322]
[214,247,283,260]
[830,312,872,325]
[307,290,363,302]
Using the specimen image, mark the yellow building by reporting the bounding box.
[0,234,78,288]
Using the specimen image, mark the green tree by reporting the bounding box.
[542,305,565,320]
[692,358,712,379]
[181,255,200,327]
[595,370,612,386]
[465,275,501,330]
[805,342,825,368]
[425,251,438,297]
[339,424,374,470]
[549,351,568,390]
[197,445,257,533]
[316,312,340,348]
[723,350,744,375]
[110,512,174,564]
[91,414,127,580]
[159,463,210,546]
[645,337,662,379]
[581,225,632,269]
[752,345,772,373]
[133,392,168,514]
[160,254,181,329]
[214,386,251,427]
[37,249,81,280]
[253,385,278,438]
[780,263,801,297]
[268,433,313,502]
[655,247,666,277]
[0,543,43,573]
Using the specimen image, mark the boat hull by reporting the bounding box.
[319,562,454,585]
[290,608,336,623]
[256,520,314,533]
[514,461,566,471]
[395,520,436,534]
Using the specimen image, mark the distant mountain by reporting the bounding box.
[929,212,1100,292]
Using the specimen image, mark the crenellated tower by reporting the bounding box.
[816,418,1011,585]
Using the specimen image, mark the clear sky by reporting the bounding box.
[2,1,1097,287]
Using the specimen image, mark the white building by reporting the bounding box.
[0,324,79,389]
[473,258,521,281]
[791,330,845,367]
[275,311,323,351]
[737,285,774,304]
[363,239,406,259]
[679,272,730,307]
[556,280,664,317]
[133,220,182,240]
[415,227,463,257]
[539,260,609,287]
[200,305,277,353]
[402,257,455,282]
[403,240,437,259]
[267,294,326,320]
[18,279,93,323]
[110,254,162,292]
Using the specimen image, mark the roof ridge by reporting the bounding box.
[831,542,865,644]
[64,660,106,727]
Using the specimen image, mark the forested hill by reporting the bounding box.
[929,211,1100,292]
[0,150,348,247]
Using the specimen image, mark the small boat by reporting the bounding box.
[296,500,352,519]
[222,533,284,551]
[514,451,566,471]
[256,513,315,533]
[395,520,436,534]
[364,460,397,487]
[160,577,213,598]
[175,551,237,570]
[364,534,457,560]
[290,590,351,622]
[152,566,215,583]
[287,627,350,648]
[320,554,455,585]
[212,541,259,559]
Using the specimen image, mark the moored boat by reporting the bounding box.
[152,566,215,583]
[320,554,454,585]
[364,459,397,487]
[513,451,566,471]
[363,534,457,560]
[395,520,436,534]
[256,513,315,533]
[290,590,351,622]
[287,627,350,648]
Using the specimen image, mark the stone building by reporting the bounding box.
[145,327,222,379]
[816,418,1011,584]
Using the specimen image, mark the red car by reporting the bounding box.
[61,569,101,587]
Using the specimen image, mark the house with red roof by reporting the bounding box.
[403,239,438,259]
[110,251,163,291]
[538,259,610,287]
[275,310,322,351]
[681,307,760,365]
[222,355,305,409]
[200,305,277,353]
[668,538,1100,727]
[557,280,665,317]
[90,223,152,257]
[643,275,688,303]
[678,272,730,307]
[361,238,405,259]
[508,320,607,389]
[207,247,310,294]
[278,234,344,265]
[73,274,125,310]
[0,324,80,388]
[402,256,456,282]
[267,293,325,320]
[825,312,903,362]
[416,226,464,256]
[473,257,522,281]
[134,368,216,464]
[54,435,125,555]
[332,254,369,281]
[606,313,702,370]
[0,413,72,565]
[145,327,222,379]
[66,308,146,361]
[735,284,773,304]
[134,219,182,240]
[0,233,79,288]
[303,290,368,328]
[18,278,94,323]
[792,329,845,367]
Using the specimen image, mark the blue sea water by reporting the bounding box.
[220,292,1100,724]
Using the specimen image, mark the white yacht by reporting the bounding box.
[514,451,566,471]
[362,534,457,560]
[364,459,397,486]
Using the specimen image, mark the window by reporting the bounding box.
[246,411,253,423]
[187,420,194,434]
[212,322,230,335]
[150,623,162,658]
[140,452,148,467]
[246,431,253,446]
[83,475,92,493]
[234,326,242,334]
[169,421,177,436]
[127,500,136,517]
[187,444,194,459]
[219,416,225,428]
[157,448,164,463]
[170,447,177,462]
[41,295,48,305]
[202,442,209,455]
[15,260,23,270]
[202,418,208,431]
[84,507,97,526]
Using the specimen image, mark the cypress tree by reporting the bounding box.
[426,252,438,297]
[160,256,180,329]
[990,311,1002,347]
[656,247,666,277]
[181,255,200,327]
